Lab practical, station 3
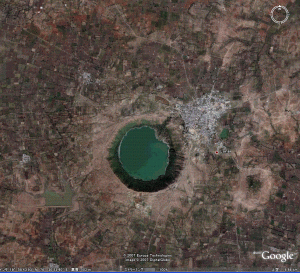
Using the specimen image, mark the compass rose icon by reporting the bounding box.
[270,5,290,24]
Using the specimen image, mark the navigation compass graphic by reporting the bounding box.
[270,5,290,24]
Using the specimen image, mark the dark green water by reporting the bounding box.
[118,126,169,181]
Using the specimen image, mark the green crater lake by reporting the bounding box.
[118,126,169,181]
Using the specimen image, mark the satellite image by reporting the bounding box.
[0,0,299,271]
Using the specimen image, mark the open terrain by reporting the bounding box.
[0,0,300,271]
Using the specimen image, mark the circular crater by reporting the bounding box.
[118,126,169,181]
[107,119,184,192]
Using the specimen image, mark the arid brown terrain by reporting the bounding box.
[0,0,300,271]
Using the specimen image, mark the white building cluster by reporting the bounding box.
[80,72,92,85]
[177,90,230,142]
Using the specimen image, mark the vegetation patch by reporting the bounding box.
[219,128,229,139]
[247,175,262,192]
